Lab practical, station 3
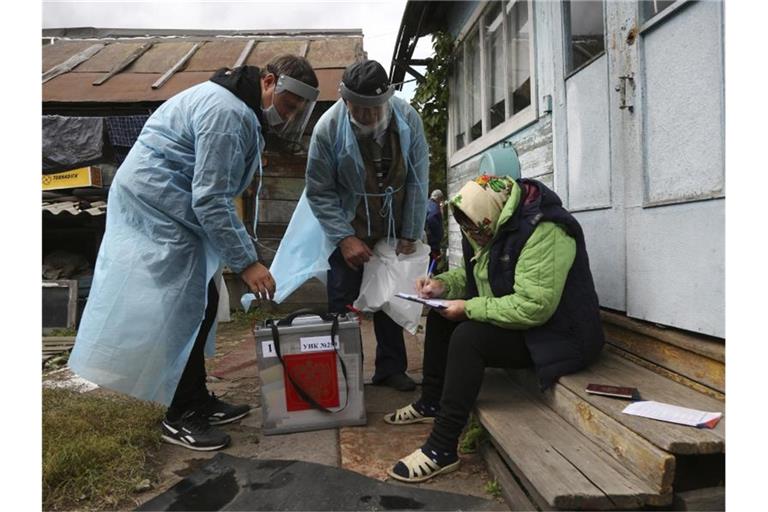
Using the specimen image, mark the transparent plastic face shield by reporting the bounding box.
[340,82,394,129]
[268,74,320,152]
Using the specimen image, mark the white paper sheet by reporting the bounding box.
[622,400,723,429]
[394,292,448,309]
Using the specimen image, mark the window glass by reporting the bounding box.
[506,0,531,113]
[453,49,466,151]
[466,29,483,142]
[485,2,505,129]
[640,0,677,23]
[565,0,605,74]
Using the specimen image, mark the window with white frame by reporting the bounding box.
[449,0,534,158]
[564,0,605,74]
[639,0,677,23]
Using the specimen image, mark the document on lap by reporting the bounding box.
[394,292,448,310]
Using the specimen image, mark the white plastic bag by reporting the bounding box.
[353,239,430,334]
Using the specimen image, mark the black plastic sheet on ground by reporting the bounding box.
[136,453,497,512]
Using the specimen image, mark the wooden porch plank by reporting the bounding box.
[477,370,662,510]
[600,310,724,362]
[558,351,725,454]
[480,441,542,511]
[507,368,676,497]
[604,323,725,393]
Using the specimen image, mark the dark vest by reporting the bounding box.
[462,178,605,389]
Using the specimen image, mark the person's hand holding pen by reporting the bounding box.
[415,259,446,299]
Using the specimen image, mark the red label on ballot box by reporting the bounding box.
[283,351,340,412]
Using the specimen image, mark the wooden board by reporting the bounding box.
[127,41,198,73]
[256,223,287,240]
[557,351,725,454]
[601,310,724,362]
[259,177,305,201]
[607,346,724,401]
[261,153,308,178]
[477,370,663,510]
[257,199,299,224]
[672,486,725,511]
[480,442,541,511]
[76,42,149,73]
[507,369,675,497]
[604,323,725,393]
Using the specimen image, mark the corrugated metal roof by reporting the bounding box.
[43,34,364,104]
[43,200,107,216]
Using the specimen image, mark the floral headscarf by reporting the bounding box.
[449,175,517,238]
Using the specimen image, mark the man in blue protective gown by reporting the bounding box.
[68,55,320,451]
[305,60,430,391]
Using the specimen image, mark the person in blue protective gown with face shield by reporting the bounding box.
[68,55,320,451]
[305,59,430,391]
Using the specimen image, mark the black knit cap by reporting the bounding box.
[342,60,390,95]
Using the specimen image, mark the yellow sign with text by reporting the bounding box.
[42,167,103,191]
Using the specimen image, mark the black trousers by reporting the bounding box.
[167,279,219,420]
[421,310,533,453]
[326,248,407,382]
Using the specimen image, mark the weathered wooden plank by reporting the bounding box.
[607,346,725,401]
[261,153,308,178]
[92,42,153,85]
[507,369,675,498]
[42,43,105,83]
[259,178,305,201]
[601,310,725,362]
[672,486,724,511]
[152,42,203,89]
[477,370,662,510]
[480,441,541,511]
[258,199,298,224]
[558,351,725,454]
[233,39,256,68]
[604,323,724,393]
[256,223,287,240]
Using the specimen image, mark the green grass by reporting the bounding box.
[458,413,487,454]
[42,389,165,511]
[485,479,503,499]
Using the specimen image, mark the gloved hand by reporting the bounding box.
[396,238,417,255]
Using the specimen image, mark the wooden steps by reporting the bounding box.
[477,370,670,510]
[601,310,725,395]
[475,339,724,509]
[547,352,724,455]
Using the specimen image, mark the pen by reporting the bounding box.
[427,258,437,279]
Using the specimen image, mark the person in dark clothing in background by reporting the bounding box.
[425,189,444,262]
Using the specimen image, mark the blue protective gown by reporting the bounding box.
[69,81,263,405]
[269,96,429,303]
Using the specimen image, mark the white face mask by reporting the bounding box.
[261,104,284,128]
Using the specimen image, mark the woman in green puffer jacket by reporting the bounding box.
[385,174,604,483]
